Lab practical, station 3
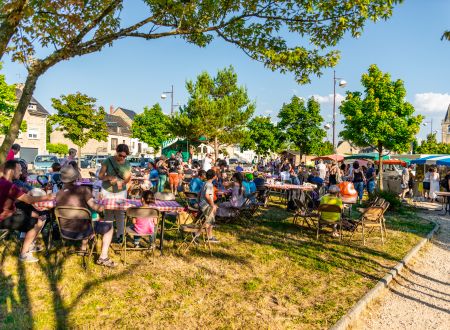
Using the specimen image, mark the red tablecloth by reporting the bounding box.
[265,184,316,191]
[34,199,184,213]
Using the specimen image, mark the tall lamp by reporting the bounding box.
[332,70,347,152]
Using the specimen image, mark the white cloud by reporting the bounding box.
[310,93,345,107]
[413,93,450,114]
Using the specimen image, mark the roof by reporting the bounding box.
[15,87,49,116]
[115,107,136,120]
[105,114,131,136]
[444,104,450,122]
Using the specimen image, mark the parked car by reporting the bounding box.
[80,154,95,168]
[129,157,153,168]
[33,155,59,172]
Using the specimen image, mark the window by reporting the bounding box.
[111,138,118,150]
[27,103,36,110]
[28,128,39,139]
[138,143,142,153]
[447,125,450,133]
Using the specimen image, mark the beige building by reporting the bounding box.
[441,104,450,143]
[50,111,132,155]
[0,86,49,163]
[336,141,361,155]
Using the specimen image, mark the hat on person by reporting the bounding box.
[245,173,254,181]
[329,185,340,194]
[60,165,79,183]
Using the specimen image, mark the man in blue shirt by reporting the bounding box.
[189,170,206,194]
[235,163,244,172]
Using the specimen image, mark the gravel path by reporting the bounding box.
[360,212,450,330]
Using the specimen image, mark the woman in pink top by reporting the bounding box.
[132,190,158,247]
[7,144,20,161]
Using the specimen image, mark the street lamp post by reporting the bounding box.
[422,119,433,135]
[161,85,174,115]
[332,70,347,152]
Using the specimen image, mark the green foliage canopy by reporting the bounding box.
[314,140,335,156]
[47,143,69,156]
[415,133,450,154]
[0,67,26,134]
[131,103,172,152]
[242,116,281,156]
[50,92,108,153]
[0,0,404,162]
[277,96,326,158]
[171,66,255,155]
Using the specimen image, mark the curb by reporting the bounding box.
[330,220,440,330]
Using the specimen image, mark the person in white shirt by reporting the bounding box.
[317,160,327,180]
[203,154,212,171]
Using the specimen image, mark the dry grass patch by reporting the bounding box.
[0,203,433,329]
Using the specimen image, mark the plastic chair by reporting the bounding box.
[122,207,160,264]
[54,206,96,268]
[316,204,343,241]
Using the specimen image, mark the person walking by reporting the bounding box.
[422,168,431,200]
[366,161,377,197]
[400,165,410,201]
[98,144,131,243]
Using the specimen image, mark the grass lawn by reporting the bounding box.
[0,201,434,329]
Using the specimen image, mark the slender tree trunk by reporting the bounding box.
[214,136,218,161]
[377,142,383,190]
[0,0,28,60]
[78,145,82,168]
[0,70,40,163]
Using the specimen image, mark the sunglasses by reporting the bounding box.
[117,153,127,158]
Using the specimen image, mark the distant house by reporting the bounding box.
[441,104,450,143]
[111,106,150,156]
[0,84,49,164]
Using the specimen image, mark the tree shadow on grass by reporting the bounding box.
[0,243,34,329]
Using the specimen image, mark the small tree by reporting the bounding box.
[50,92,108,167]
[0,67,26,134]
[340,64,423,188]
[314,141,335,156]
[47,143,69,157]
[241,116,281,157]
[171,66,255,159]
[277,96,326,160]
[131,104,172,153]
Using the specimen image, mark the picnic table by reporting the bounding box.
[435,191,450,215]
[33,198,184,255]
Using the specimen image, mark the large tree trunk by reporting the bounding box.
[0,70,40,163]
[377,142,383,190]
[0,0,28,60]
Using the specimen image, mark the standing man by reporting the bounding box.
[203,153,212,172]
[317,160,327,180]
[61,148,77,167]
[366,161,377,197]
[6,143,21,161]
[400,165,410,201]
[167,154,180,195]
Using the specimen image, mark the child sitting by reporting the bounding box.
[132,190,158,247]
[51,162,63,192]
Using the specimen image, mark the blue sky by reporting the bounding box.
[3,0,450,142]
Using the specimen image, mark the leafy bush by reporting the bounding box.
[373,190,402,210]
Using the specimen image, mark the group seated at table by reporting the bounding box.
[56,166,117,267]
[216,172,245,218]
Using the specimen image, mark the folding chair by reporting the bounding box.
[54,206,96,268]
[316,204,343,241]
[292,197,319,229]
[177,212,212,256]
[349,206,386,245]
[122,207,159,264]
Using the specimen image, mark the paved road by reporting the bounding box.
[361,212,450,330]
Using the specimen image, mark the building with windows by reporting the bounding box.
[0,85,49,164]
[441,104,450,143]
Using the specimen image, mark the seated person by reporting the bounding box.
[55,166,116,267]
[50,162,62,192]
[189,170,206,194]
[131,190,158,247]
[319,185,343,237]
[253,173,266,190]
[0,160,53,263]
[235,163,244,173]
[308,170,324,186]
[13,159,33,192]
[242,173,257,197]
[216,172,245,218]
